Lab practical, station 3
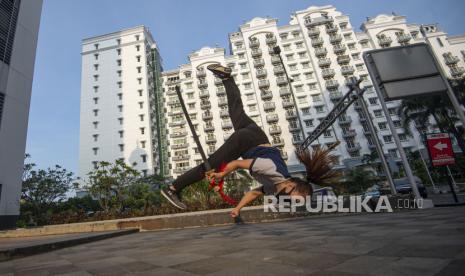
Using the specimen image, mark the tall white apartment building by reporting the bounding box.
[0,0,43,229]
[79,26,165,181]
[162,5,465,179]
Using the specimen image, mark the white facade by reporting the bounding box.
[163,5,465,178]
[0,0,43,228]
[79,26,161,181]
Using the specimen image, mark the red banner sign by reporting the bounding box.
[426,133,455,167]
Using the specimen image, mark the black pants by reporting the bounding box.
[173,78,269,192]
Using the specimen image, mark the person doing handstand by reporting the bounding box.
[161,64,312,217]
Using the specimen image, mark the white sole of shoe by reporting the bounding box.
[161,189,186,210]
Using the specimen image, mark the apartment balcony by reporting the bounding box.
[196,70,206,78]
[346,143,361,153]
[363,128,372,135]
[359,116,367,123]
[207,148,216,155]
[174,167,190,174]
[264,102,276,111]
[197,81,208,89]
[276,77,288,85]
[279,87,291,97]
[338,116,352,125]
[251,49,262,58]
[329,91,343,101]
[205,136,217,144]
[220,109,229,118]
[288,124,301,132]
[199,90,209,98]
[214,77,223,85]
[329,34,342,44]
[273,66,285,75]
[171,143,188,150]
[218,98,228,106]
[368,144,376,150]
[202,112,213,120]
[272,138,285,147]
[271,55,281,64]
[444,56,460,65]
[204,124,215,132]
[170,131,187,138]
[282,99,294,108]
[249,39,260,48]
[307,27,320,37]
[325,80,339,89]
[314,47,327,57]
[292,136,303,145]
[269,126,282,135]
[353,102,363,111]
[304,16,333,27]
[167,99,180,105]
[168,109,183,116]
[254,58,265,67]
[223,133,232,141]
[258,79,270,88]
[337,55,350,65]
[268,47,276,55]
[200,101,211,110]
[281,151,288,159]
[378,37,392,47]
[266,36,277,44]
[326,25,338,34]
[311,38,324,47]
[222,121,233,129]
[216,87,226,96]
[256,69,267,78]
[318,58,332,68]
[285,110,297,119]
[333,44,346,54]
[266,114,279,123]
[172,155,189,162]
[322,68,336,78]
[342,129,357,138]
[261,90,273,100]
[397,34,411,43]
[341,65,355,76]
[451,67,465,77]
[169,120,185,127]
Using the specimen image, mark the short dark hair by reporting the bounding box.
[290,177,313,196]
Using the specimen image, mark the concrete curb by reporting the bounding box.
[0,206,311,238]
[0,229,139,262]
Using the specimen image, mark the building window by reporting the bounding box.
[138,89,143,96]
[93,121,99,129]
[94,43,99,50]
[93,86,99,93]
[118,93,122,100]
[93,134,98,142]
[368,98,378,105]
[93,75,99,81]
[135,35,140,41]
[93,97,99,104]
[304,119,313,127]
[141,154,147,163]
[118,105,123,112]
[117,70,122,77]
[118,130,123,138]
[315,106,325,113]
[141,140,146,148]
[117,48,121,55]
[383,135,393,143]
[437,37,444,47]
[378,122,387,130]
[238,53,245,59]
[117,59,121,66]
[351,53,360,60]
[140,127,145,134]
[139,114,144,121]
[137,78,142,84]
[374,110,382,117]
[93,109,98,116]
[118,117,123,125]
[302,107,310,115]
[119,144,124,152]
[117,81,122,88]
[116,38,121,45]
[302,62,310,69]
[94,64,99,71]
[137,66,142,73]
[136,55,141,62]
[136,45,141,51]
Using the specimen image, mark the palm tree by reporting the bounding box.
[398,91,465,154]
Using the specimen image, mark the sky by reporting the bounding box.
[26,0,465,175]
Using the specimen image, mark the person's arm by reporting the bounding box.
[207,159,253,181]
[230,189,263,218]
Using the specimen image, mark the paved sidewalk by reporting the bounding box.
[1,207,464,275]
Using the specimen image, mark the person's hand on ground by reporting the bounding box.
[206,171,224,182]
[230,208,240,218]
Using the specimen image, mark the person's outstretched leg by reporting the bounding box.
[222,78,256,131]
[162,127,266,209]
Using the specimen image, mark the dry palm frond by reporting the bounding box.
[296,142,342,186]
